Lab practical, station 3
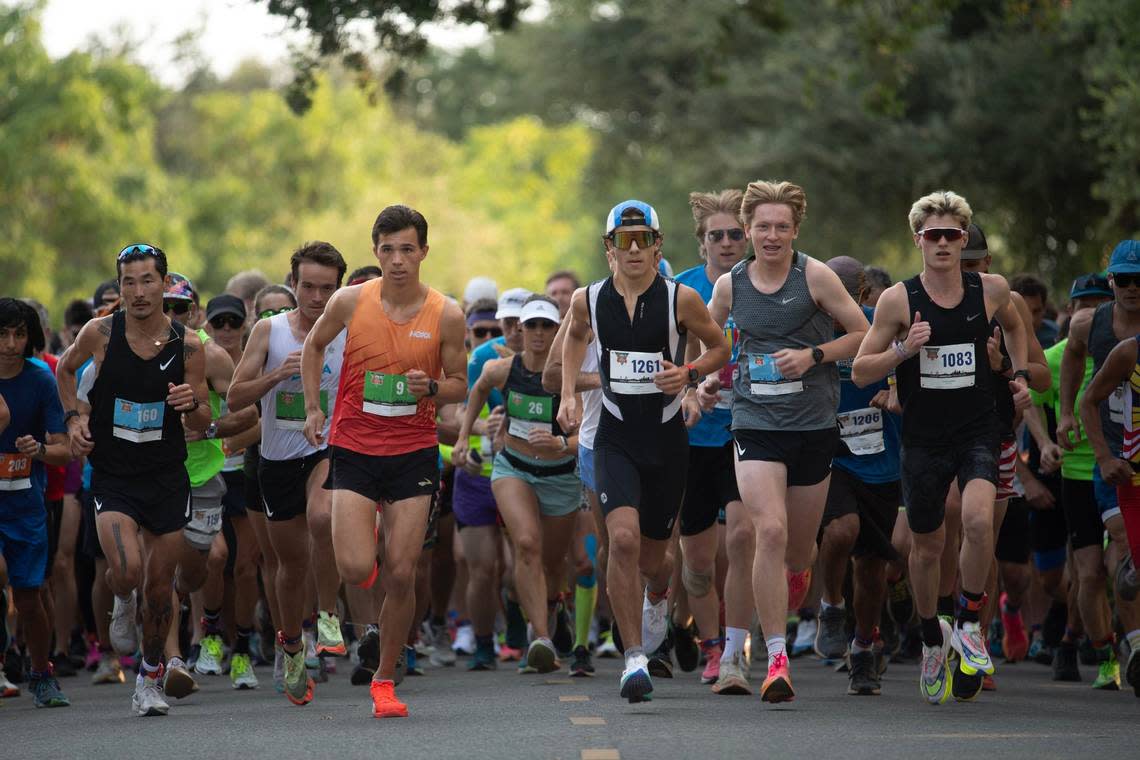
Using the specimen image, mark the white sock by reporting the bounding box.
[766,635,787,667]
[821,599,845,611]
[722,626,748,661]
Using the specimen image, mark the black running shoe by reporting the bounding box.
[887,578,914,626]
[647,634,674,679]
[671,620,700,673]
[1052,642,1081,682]
[357,627,380,672]
[551,601,574,659]
[570,646,595,677]
[847,650,881,695]
[49,653,77,678]
[3,647,26,684]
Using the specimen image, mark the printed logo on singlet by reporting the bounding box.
[159,356,175,371]
[409,330,432,339]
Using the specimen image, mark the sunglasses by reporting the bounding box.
[117,244,160,260]
[472,326,503,339]
[706,228,745,243]
[1113,273,1140,288]
[258,307,294,320]
[163,300,191,315]
[523,320,557,330]
[608,229,659,250]
[917,227,966,243]
[210,314,244,330]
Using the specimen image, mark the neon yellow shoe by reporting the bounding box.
[316,611,347,656]
[230,652,259,690]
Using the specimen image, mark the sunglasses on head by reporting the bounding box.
[917,227,966,243]
[608,229,659,250]
[117,244,160,261]
[258,307,294,320]
[1113,273,1140,288]
[163,300,191,315]
[706,228,745,243]
[472,326,503,339]
[523,319,557,330]
[210,314,244,330]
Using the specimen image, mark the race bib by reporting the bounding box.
[507,390,553,438]
[716,363,736,409]
[748,354,802,396]
[113,398,165,442]
[837,407,885,456]
[362,371,417,417]
[837,357,854,382]
[275,390,327,431]
[0,453,32,491]
[1109,383,1125,425]
[187,505,223,539]
[919,343,975,389]
[221,439,244,472]
[608,351,663,395]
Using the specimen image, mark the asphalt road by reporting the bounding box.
[3,650,1137,759]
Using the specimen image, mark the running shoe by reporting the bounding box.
[49,653,77,678]
[357,627,380,672]
[370,678,408,718]
[641,592,668,654]
[814,606,848,660]
[647,639,674,679]
[195,633,226,675]
[429,623,456,667]
[1116,555,1139,603]
[1092,646,1120,690]
[525,638,558,674]
[569,646,595,677]
[550,600,574,658]
[786,568,811,612]
[760,651,794,703]
[2,648,25,685]
[920,619,953,705]
[951,620,995,676]
[595,630,619,659]
[791,616,817,657]
[999,593,1028,663]
[91,652,124,685]
[848,649,880,696]
[303,629,320,669]
[162,657,197,699]
[498,644,523,662]
[981,674,996,691]
[316,611,347,657]
[132,673,169,717]
[452,623,475,657]
[619,653,653,703]
[468,640,497,671]
[282,647,314,705]
[887,577,914,626]
[1027,629,1050,664]
[273,644,285,693]
[230,652,258,689]
[110,591,139,656]
[405,645,425,676]
[1126,643,1140,697]
[0,671,19,697]
[987,619,1004,660]
[1052,641,1081,682]
[1079,636,1097,666]
[83,638,101,672]
[711,651,751,695]
[31,674,69,708]
[699,639,722,685]
[673,621,700,673]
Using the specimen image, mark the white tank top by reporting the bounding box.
[259,312,345,461]
[578,338,602,450]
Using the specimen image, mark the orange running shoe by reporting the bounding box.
[786,568,812,612]
[760,651,795,703]
[370,679,409,718]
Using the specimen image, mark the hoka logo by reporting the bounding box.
[410,330,431,339]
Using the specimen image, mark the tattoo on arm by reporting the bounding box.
[97,318,112,337]
[183,340,198,361]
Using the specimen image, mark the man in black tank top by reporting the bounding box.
[853,192,1032,706]
[558,200,730,702]
[57,244,212,717]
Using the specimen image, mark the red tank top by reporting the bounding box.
[329,278,445,456]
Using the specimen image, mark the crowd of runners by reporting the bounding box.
[2,183,1139,719]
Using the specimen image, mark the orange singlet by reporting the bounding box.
[329,277,445,457]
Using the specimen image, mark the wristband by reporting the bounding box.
[1013,369,1031,384]
[892,339,910,361]
[63,410,81,424]
[36,441,46,459]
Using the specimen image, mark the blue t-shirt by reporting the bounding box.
[675,264,738,447]
[469,337,506,410]
[0,361,65,531]
[833,306,900,484]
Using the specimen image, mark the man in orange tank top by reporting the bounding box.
[300,205,468,718]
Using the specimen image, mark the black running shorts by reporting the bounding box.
[258,449,328,522]
[821,467,901,561]
[900,429,998,535]
[680,442,740,536]
[732,426,839,487]
[325,445,440,506]
[1061,477,1102,551]
[89,468,192,537]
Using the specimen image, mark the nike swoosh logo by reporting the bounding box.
[185,494,191,519]
[966,313,981,321]
[94,497,102,512]
[735,439,746,457]
[781,297,796,305]
[160,356,174,370]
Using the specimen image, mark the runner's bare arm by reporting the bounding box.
[227,319,280,412]
[808,257,870,362]
[557,289,591,431]
[301,287,357,414]
[428,299,470,406]
[675,284,730,380]
[852,283,913,387]
[453,357,509,464]
[989,277,1031,408]
[0,393,8,434]
[203,342,258,437]
[1010,291,1051,392]
[1057,306,1094,449]
[543,315,600,395]
[176,330,213,432]
[1079,337,1137,485]
[56,317,108,413]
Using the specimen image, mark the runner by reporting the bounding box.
[558,199,731,702]
[545,271,579,317]
[57,243,213,717]
[0,298,71,707]
[301,204,467,718]
[227,241,348,706]
[852,191,1032,705]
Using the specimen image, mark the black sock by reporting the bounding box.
[431,615,446,628]
[936,595,955,619]
[475,634,494,650]
[921,616,944,648]
[234,626,252,655]
[203,607,222,635]
[957,590,984,625]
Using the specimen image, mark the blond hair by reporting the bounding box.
[907,190,972,233]
[740,181,807,227]
[689,189,745,239]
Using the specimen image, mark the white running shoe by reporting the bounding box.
[230,652,259,690]
[791,617,817,657]
[0,672,20,697]
[91,652,125,685]
[163,657,198,699]
[453,623,476,656]
[132,675,170,717]
[641,592,668,654]
[195,634,226,675]
[110,591,139,656]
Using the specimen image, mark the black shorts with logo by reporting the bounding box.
[89,468,191,537]
[325,445,440,505]
[901,428,998,535]
[732,426,840,487]
[680,443,739,536]
[821,467,900,561]
[258,449,329,522]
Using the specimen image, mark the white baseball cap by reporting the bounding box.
[463,276,498,305]
[519,298,561,326]
[495,288,532,319]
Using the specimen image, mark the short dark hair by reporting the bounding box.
[290,241,346,286]
[864,266,892,291]
[254,284,297,314]
[545,270,580,289]
[116,245,168,280]
[64,298,95,329]
[371,205,428,248]
[1010,273,1049,303]
[348,265,383,284]
[0,298,45,357]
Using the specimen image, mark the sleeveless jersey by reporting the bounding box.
[184,328,225,488]
[675,263,738,447]
[586,274,686,426]
[834,306,901,484]
[730,252,838,432]
[578,338,602,450]
[896,271,994,446]
[1089,302,1126,457]
[1121,336,1140,474]
[89,311,188,477]
[330,278,445,457]
[259,312,344,461]
[502,353,564,443]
